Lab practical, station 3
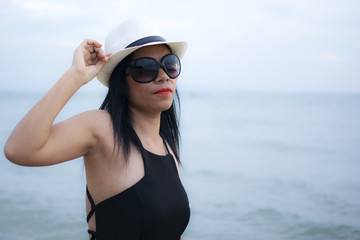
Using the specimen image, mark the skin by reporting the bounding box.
[4,41,182,239]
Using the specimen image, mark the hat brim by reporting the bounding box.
[97,41,187,87]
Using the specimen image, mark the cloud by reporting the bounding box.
[111,0,149,12]
[0,0,359,92]
[321,54,346,63]
[13,0,66,11]
[154,17,199,31]
[9,0,82,21]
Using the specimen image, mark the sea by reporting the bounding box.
[0,90,359,240]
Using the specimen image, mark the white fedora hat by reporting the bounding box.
[97,16,188,87]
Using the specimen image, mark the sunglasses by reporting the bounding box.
[125,54,181,83]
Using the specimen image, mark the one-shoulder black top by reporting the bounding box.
[86,137,190,240]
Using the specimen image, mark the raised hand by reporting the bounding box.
[71,40,112,85]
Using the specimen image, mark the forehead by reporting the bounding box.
[131,44,171,60]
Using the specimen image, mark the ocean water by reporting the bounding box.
[0,90,359,240]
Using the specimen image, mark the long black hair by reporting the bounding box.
[99,51,181,164]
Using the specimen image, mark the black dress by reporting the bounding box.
[86,136,190,240]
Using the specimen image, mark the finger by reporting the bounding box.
[89,53,102,65]
[84,53,93,65]
[83,40,103,57]
[85,49,106,65]
[92,40,103,48]
[85,39,102,48]
[85,45,95,54]
[95,48,112,62]
[94,47,107,59]
[104,53,112,62]
[90,52,97,60]
[80,39,93,50]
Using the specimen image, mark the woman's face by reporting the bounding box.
[126,44,177,115]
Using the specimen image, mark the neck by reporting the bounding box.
[130,107,162,144]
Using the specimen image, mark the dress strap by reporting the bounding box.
[86,186,97,239]
[86,186,96,223]
[88,229,97,240]
[161,135,171,154]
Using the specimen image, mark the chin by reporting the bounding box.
[153,99,173,112]
[160,103,173,112]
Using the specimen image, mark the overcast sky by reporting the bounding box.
[0,0,359,93]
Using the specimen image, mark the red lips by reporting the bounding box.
[154,88,172,95]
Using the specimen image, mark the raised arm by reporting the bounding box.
[4,40,111,166]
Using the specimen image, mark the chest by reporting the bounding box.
[94,151,190,239]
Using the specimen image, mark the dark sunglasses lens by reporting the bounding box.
[163,55,181,78]
[131,58,158,82]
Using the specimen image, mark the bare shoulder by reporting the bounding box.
[77,109,111,122]
[75,109,112,134]
[57,109,113,144]
[77,109,110,119]
[72,109,115,158]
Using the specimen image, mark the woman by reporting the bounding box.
[4,17,190,240]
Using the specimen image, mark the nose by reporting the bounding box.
[154,66,169,83]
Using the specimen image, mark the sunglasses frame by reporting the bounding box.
[125,54,181,83]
